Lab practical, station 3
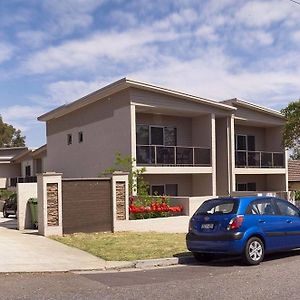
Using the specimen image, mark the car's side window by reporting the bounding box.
[275,200,299,217]
[246,199,277,215]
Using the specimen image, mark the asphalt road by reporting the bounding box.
[1,250,300,300]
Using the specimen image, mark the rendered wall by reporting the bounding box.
[17,183,37,230]
[216,117,229,196]
[192,173,213,196]
[45,90,131,177]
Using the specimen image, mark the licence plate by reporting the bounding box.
[201,223,214,229]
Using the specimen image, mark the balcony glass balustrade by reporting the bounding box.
[235,150,285,168]
[136,145,211,166]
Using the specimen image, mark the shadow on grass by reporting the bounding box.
[173,249,300,267]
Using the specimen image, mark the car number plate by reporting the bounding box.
[201,223,214,229]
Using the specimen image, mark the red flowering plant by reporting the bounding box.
[129,195,183,220]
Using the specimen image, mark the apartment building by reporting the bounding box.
[38,78,288,197]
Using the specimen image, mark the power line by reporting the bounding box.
[289,0,300,5]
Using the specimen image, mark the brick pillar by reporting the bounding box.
[37,172,63,236]
[111,172,129,231]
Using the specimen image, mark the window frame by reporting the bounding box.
[67,133,72,145]
[246,198,280,216]
[78,131,83,143]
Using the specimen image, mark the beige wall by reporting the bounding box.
[143,174,192,196]
[45,90,132,177]
[130,88,231,116]
[192,173,213,196]
[216,117,229,196]
[0,163,21,178]
[265,126,284,152]
[192,114,211,148]
[236,174,286,191]
[232,105,285,126]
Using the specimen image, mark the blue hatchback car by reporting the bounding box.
[186,196,300,265]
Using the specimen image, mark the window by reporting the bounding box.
[246,199,277,215]
[236,182,256,192]
[236,134,255,151]
[275,199,300,217]
[150,184,178,196]
[136,125,177,146]
[195,199,239,215]
[78,131,83,143]
[25,165,31,177]
[67,134,72,145]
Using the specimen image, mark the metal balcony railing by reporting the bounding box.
[136,145,211,166]
[235,150,285,168]
[9,176,37,187]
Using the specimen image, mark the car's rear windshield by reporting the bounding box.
[195,198,239,215]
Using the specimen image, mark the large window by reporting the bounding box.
[236,134,255,151]
[136,125,177,146]
[150,184,178,196]
[236,182,256,191]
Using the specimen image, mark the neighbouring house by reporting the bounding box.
[10,144,47,187]
[288,160,300,191]
[0,147,28,189]
[37,78,288,199]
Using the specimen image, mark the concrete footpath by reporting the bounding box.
[0,217,192,273]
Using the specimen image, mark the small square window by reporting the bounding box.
[67,134,72,145]
[78,131,83,143]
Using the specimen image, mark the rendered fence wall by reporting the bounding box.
[17,183,37,230]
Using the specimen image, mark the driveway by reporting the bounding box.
[0,216,106,273]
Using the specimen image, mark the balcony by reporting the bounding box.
[235,151,285,168]
[9,176,37,187]
[136,145,211,166]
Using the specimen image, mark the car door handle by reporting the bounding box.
[286,220,292,224]
[258,220,265,223]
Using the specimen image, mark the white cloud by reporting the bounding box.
[22,27,182,74]
[43,0,106,35]
[237,0,296,28]
[0,43,14,64]
[17,30,49,48]
[0,105,46,132]
[45,80,107,105]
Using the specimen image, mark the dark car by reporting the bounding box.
[186,196,300,265]
[3,193,17,218]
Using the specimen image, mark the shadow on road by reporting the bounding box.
[174,249,300,267]
[0,216,17,230]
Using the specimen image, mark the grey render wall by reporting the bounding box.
[216,117,229,196]
[45,90,132,177]
[0,163,20,178]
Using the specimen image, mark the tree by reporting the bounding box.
[0,116,26,147]
[281,100,300,158]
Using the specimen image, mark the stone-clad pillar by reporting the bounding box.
[37,172,63,236]
[111,172,129,231]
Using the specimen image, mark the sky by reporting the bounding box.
[0,0,300,148]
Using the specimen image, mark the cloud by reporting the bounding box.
[42,0,106,35]
[236,0,296,28]
[17,30,49,48]
[0,105,46,132]
[0,43,14,64]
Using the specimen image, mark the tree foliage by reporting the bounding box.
[281,100,300,156]
[0,116,26,147]
[103,152,149,196]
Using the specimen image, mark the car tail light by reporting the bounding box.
[227,215,244,230]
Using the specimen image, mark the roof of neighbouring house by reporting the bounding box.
[222,98,285,119]
[288,160,300,182]
[37,78,237,122]
[0,147,28,163]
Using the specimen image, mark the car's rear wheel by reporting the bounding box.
[3,210,9,218]
[243,237,264,265]
[192,252,215,262]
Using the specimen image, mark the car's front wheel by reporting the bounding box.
[243,237,264,265]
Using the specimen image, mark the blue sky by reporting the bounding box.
[0,0,300,147]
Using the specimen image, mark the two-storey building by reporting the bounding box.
[38,78,288,198]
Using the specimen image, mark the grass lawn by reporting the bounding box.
[51,232,189,261]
